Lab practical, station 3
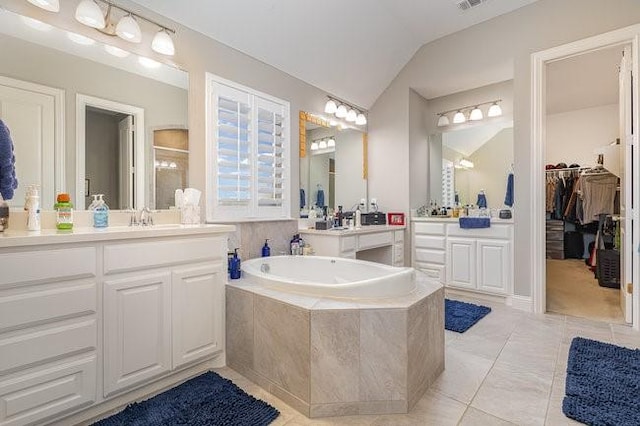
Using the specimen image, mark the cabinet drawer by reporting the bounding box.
[446,224,512,239]
[341,236,356,253]
[414,235,445,250]
[0,281,96,333]
[0,355,96,426]
[0,319,96,374]
[358,232,393,250]
[414,248,445,265]
[415,262,445,283]
[104,237,224,274]
[0,248,96,289]
[413,222,445,235]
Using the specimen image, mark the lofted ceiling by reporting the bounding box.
[132,0,539,108]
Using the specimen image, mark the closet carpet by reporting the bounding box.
[546,259,624,324]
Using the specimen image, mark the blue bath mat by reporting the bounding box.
[444,299,491,333]
[93,371,279,426]
[563,337,640,426]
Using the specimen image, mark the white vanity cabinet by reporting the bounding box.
[299,225,406,266]
[0,225,232,426]
[413,218,513,296]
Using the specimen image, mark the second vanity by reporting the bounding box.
[299,225,405,267]
[412,216,514,297]
[0,223,234,426]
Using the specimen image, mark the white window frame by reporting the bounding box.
[205,73,291,221]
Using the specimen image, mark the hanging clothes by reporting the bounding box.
[0,119,18,200]
[546,177,557,213]
[553,177,565,220]
[581,173,618,223]
[504,172,514,207]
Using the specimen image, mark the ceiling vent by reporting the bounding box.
[455,0,485,11]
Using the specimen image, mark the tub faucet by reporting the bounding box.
[260,263,270,273]
[139,207,153,226]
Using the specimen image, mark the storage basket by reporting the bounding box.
[596,249,620,289]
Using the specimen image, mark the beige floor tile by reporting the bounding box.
[370,390,466,426]
[283,414,377,425]
[446,332,508,362]
[544,374,581,426]
[432,347,494,404]
[495,339,559,375]
[459,407,516,425]
[471,362,552,426]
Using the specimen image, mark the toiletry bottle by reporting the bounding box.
[0,195,8,232]
[355,205,362,228]
[93,194,109,228]
[290,234,299,255]
[229,249,242,279]
[54,193,74,230]
[336,205,343,227]
[262,239,271,257]
[26,185,41,231]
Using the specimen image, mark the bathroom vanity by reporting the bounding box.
[299,225,405,266]
[0,224,233,426]
[412,217,514,297]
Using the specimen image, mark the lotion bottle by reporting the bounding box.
[262,239,271,257]
[355,205,362,229]
[229,249,242,279]
[26,185,41,231]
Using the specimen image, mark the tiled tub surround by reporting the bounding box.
[226,272,444,418]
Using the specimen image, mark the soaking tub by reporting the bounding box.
[241,255,416,299]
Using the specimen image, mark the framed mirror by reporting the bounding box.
[0,9,188,210]
[298,111,367,217]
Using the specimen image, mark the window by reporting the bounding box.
[206,73,290,220]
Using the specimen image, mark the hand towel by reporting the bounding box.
[316,188,324,208]
[476,192,487,208]
[459,217,491,229]
[0,119,18,200]
[504,172,514,207]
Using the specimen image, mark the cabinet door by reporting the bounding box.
[477,240,510,294]
[172,263,224,369]
[446,238,476,289]
[104,272,171,397]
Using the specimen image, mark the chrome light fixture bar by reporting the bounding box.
[436,99,502,127]
[324,96,367,126]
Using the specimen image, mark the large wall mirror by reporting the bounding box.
[298,112,367,216]
[0,9,188,210]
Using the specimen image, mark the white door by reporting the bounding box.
[477,239,510,294]
[619,46,633,324]
[103,272,171,397]
[447,238,476,289]
[0,78,57,208]
[172,263,224,369]
[118,115,134,210]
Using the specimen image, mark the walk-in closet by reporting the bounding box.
[544,45,632,324]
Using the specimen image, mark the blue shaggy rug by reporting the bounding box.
[93,372,279,426]
[444,299,491,333]
[563,337,640,426]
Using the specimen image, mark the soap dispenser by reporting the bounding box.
[229,249,242,279]
[93,194,109,228]
[262,239,271,257]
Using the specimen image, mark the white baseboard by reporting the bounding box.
[507,295,534,312]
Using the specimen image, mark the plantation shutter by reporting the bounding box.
[255,96,286,214]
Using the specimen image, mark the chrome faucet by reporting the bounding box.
[139,207,153,226]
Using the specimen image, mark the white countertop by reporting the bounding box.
[411,216,514,224]
[0,224,235,248]
[298,224,406,236]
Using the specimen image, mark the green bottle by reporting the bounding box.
[55,193,74,230]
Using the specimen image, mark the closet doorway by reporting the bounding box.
[532,25,640,329]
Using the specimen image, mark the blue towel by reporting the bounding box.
[299,188,305,209]
[459,217,491,229]
[316,189,324,208]
[504,173,514,207]
[0,119,18,200]
[476,192,487,208]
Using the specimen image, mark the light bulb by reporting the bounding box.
[169,162,177,168]
[324,99,337,114]
[335,105,348,118]
[310,141,319,151]
[116,14,141,43]
[319,140,328,149]
[453,111,466,124]
[437,114,450,127]
[20,16,53,31]
[152,29,175,56]
[346,109,357,122]
[487,102,502,117]
[75,0,105,29]
[469,106,483,121]
[356,113,367,125]
[104,44,130,58]
[138,57,161,68]
[327,137,335,147]
[27,0,59,12]
[66,32,95,45]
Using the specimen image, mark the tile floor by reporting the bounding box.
[216,294,640,425]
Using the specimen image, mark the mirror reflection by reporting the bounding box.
[0,9,188,210]
[431,122,513,208]
[299,112,367,217]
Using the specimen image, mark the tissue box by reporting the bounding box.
[180,204,200,225]
[315,221,331,230]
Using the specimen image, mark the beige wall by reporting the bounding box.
[368,0,640,296]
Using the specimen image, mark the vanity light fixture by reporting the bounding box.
[335,104,348,119]
[324,99,338,114]
[104,44,130,58]
[324,96,368,127]
[487,102,503,117]
[318,139,328,149]
[437,114,450,127]
[75,0,105,29]
[452,111,466,124]
[346,108,357,123]
[356,113,367,126]
[72,0,177,55]
[469,106,483,121]
[458,159,474,169]
[327,137,336,147]
[310,141,319,151]
[27,0,59,12]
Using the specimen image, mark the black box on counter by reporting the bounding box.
[315,221,332,230]
[361,212,386,225]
